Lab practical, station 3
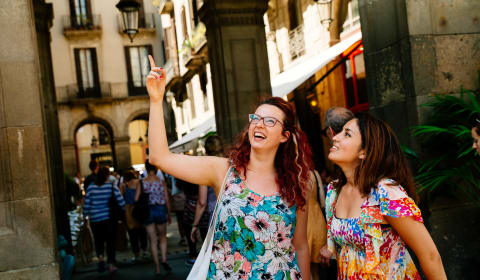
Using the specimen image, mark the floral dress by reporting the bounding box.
[207,166,302,280]
[326,179,422,279]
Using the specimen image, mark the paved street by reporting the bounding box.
[72,217,193,280]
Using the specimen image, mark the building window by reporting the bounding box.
[187,82,196,119]
[70,0,92,28]
[180,104,185,124]
[343,43,368,112]
[342,0,360,36]
[181,6,188,41]
[125,45,153,96]
[288,0,303,30]
[74,48,100,98]
[203,93,209,112]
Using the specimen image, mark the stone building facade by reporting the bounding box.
[157,0,216,154]
[265,0,363,168]
[49,0,170,176]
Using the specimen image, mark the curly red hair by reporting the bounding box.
[228,97,313,208]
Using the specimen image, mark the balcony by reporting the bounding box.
[158,0,174,14]
[181,23,208,72]
[62,14,102,40]
[117,13,156,38]
[164,59,182,91]
[288,24,305,61]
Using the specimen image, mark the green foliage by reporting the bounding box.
[410,71,480,205]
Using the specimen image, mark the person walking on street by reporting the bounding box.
[318,113,446,279]
[119,169,148,262]
[145,55,313,280]
[179,179,210,266]
[136,160,172,275]
[83,160,99,190]
[83,166,125,273]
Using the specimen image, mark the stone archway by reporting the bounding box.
[74,117,117,176]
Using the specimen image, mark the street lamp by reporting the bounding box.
[315,0,334,28]
[116,0,141,42]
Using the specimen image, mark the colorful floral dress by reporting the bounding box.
[326,179,422,279]
[207,166,302,280]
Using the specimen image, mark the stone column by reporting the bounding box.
[114,136,132,171]
[199,0,272,144]
[0,0,60,278]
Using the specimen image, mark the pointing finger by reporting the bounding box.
[148,55,156,68]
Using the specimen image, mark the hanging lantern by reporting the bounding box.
[116,0,141,42]
[315,0,334,28]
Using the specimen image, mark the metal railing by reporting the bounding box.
[288,24,305,61]
[62,14,101,30]
[164,58,179,85]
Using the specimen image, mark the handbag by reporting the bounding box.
[109,184,125,222]
[186,165,231,280]
[132,179,150,224]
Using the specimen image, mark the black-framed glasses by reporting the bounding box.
[248,114,283,128]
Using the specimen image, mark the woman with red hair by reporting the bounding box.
[146,56,313,279]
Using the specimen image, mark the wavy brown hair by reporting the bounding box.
[228,97,313,208]
[334,112,418,200]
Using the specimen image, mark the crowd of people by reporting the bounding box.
[67,134,227,277]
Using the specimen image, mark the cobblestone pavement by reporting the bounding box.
[72,217,195,280]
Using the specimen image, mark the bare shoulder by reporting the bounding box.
[212,157,231,195]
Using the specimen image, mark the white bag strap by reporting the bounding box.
[186,164,232,280]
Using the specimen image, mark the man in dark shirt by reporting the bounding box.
[83,160,99,190]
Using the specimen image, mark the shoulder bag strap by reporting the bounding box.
[207,165,231,230]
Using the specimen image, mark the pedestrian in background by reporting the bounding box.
[179,178,209,266]
[307,168,327,280]
[119,169,148,262]
[83,166,125,273]
[319,113,446,279]
[471,119,480,156]
[145,55,313,280]
[83,160,99,190]
[190,135,224,248]
[136,160,172,275]
[166,172,188,246]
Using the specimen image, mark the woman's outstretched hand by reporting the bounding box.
[146,55,166,103]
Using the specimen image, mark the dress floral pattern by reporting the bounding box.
[326,179,422,279]
[207,166,302,280]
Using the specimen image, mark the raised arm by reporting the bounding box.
[146,55,228,194]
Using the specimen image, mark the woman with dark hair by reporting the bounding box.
[318,113,446,279]
[83,166,125,273]
[471,121,480,155]
[119,169,148,261]
[135,160,172,275]
[146,56,313,279]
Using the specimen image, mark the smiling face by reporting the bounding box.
[472,128,480,156]
[328,118,365,166]
[248,104,289,151]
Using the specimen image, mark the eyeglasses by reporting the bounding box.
[248,114,283,128]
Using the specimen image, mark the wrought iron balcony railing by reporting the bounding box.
[62,14,101,30]
[288,24,305,61]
